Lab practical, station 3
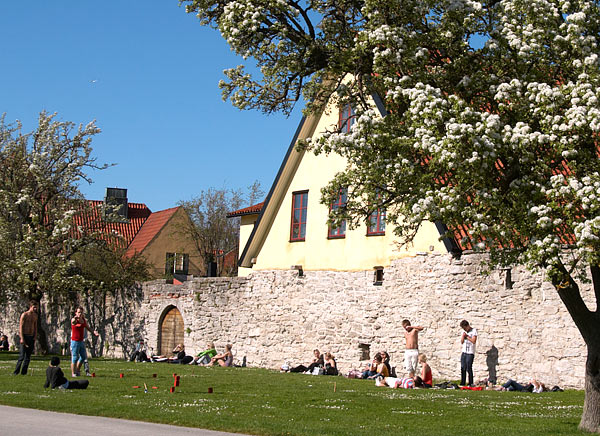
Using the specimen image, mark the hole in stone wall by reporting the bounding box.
[359,343,370,360]
[503,268,513,290]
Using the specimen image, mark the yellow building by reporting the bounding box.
[231,96,460,277]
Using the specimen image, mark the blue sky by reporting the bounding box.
[0,1,301,211]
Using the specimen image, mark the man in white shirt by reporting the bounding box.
[460,320,477,386]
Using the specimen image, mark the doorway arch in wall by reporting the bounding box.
[158,305,184,356]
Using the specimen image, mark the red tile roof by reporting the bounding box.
[72,200,152,249]
[227,202,264,218]
[126,206,181,257]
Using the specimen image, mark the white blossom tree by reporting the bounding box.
[0,112,125,352]
[182,0,600,430]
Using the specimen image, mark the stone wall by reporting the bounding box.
[0,286,144,359]
[139,252,593,389]
[0,252,590,388]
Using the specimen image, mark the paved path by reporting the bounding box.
[0,405,248,436]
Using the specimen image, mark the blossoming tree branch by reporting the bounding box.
[181,0,600,431]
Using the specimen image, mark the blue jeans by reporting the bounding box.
[71,340,87,364]
[14,335,35,375]
[503,379,526,391]
[461,352,474,385]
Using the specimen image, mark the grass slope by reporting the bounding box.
[0,353,586,435]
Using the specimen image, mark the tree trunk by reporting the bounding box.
[33,296,49,355]
[580,346,600,433]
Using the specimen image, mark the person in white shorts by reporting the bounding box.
[402,319,424,378]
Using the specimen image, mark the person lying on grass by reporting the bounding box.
[375,375,429,389]
[495,379,546,393]
[376,376,416,389]
[44,356,89,390]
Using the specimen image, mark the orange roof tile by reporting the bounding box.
[72,200,152,249]
[125,206,181,257]
[227,202,264,218]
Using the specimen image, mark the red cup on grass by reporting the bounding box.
[208,387,213,394]
[119,373,124,378]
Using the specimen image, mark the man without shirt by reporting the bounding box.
[402,319,424,378]
[13,300,39,375]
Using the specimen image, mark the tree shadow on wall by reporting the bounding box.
[83,284,144,358]
[486,345,498,384]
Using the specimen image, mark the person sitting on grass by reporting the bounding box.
[210,344,234,367]
[191,342,217,365]
[152,344,192,364]
[168,344,193,364]
[367,354,389,379]
[290,349,324,373]
[419,354,432,388]
[130,339,150,362]
[44,356,89,389]
[361,352,381,379]
[0,334,8,351]
[324,352,338,376]
[381,351,392,375]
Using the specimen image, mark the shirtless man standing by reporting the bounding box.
[13,300,39,375]
[402,319,424,378]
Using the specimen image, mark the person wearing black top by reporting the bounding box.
[44,357,88,389]
[168,344,193,364]
[290,349,325,373]
[0,335,8,351]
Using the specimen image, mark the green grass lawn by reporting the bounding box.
[0,353,587,435]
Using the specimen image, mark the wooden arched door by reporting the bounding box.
[158,306,184,356]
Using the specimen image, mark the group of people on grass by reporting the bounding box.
[129,340,235,367]
[10,300,96,390]
[283,318,551,392]
[8,301,554,392]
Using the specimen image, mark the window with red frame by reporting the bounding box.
[290,191,308,241]
[328,188,347,239]
[367,207,386,235]
[339,104,355,133]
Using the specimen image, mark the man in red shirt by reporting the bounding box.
[71,307,99,377]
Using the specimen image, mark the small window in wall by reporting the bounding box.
[359,343,370,361]
[339,104,356,133]
[290,191,308,242]
[165,253,189,275]
[373,266,384,286]
[328,188,347,239]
